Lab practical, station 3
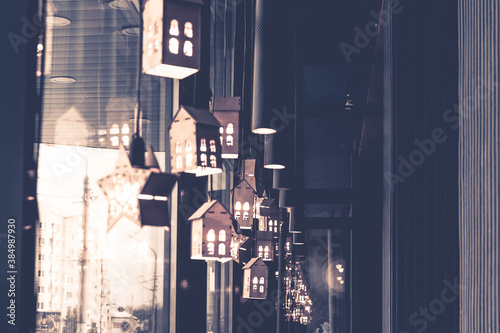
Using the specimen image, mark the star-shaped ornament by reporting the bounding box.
[97,145,152,231]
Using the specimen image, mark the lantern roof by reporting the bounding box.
[168,105,221,129]
[188,200,231,220]
[243,257,268,270]
[232,178,257,193]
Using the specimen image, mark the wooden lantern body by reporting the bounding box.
[212,96,240,159]
[232,179,256,229]
[169,106,222,176]
[143,0,202,79]
[243,257,269,299]
[256,231,274,261]
[190,200,233,260]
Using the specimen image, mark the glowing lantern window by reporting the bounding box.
[256,231,274,261]
[176,141,182,153]
[183,41,193,57]
[184,22,193,38]
[169,38,179,54]
[176,155,183,169]
[111,136,119,147]
[143,0,202,79]
[169,106,222,176]
[169,19,179,36]
[260,198,281,237]
[213,96,240,159]
[218,243,226,255]
[122,123,130,134]
[232,179,256,229]
[243,258,269,299]
[207,229,215,242]
[111,124,119,135]
[189,200,233,260]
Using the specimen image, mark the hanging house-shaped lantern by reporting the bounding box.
[212,96,240,159]
[255,231,274,261]
[98,145,177,231]
[169,106,222,176]
[143,0,202,79]
[189,200,233,260]
[242,257,269,299]
[232,179,257,229]
[259,198,280,237]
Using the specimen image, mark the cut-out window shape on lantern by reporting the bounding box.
[218,243,225,255]
[122,136,129,146]
[235,211,240,220]
[200,138,207,151]
[243,212,249,220]
[235,201,242,211]
[226,135,233,146]
[210,140,216,152]
[207,229,215,241]
[154,39,161,52]
[212,97,240,159]
[264,246,270,259]
[183,41,193,57]
[226,123,234,134]
[147,42,153,56]
[207,242,215,255]
[219,230,226,241]
[169,19,179,36]
[184,22,193,38]
[176,155,183,169]
[258,245,263,258]
[169,38,179,54]
[201,154,207,167]
[111,136,119,147]
[259,286,264,293]
[111,124,119,135]
[147,24,154,39]
[210,155,217,168]
[260,277,265,284]
[243,202,250,211]
[253,284,257,292]
[122,123,129,134]
[186,154,193,168]
[185,141,192,152]
[176,141,182,153]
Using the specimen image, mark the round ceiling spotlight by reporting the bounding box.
[50,76,76,84]
[108,0,130,10]
[121,26,140,36]
[46,16,71,27]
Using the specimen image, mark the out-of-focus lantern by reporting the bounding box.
[98,145,177,231]
[169,106,222,176]
[212,96,240,159]
[255,231,274,261]
[189,200,233,260]
[232,179,257,229]
[227,232,249,263]
[242,257,269,299]
[143,0,202,79]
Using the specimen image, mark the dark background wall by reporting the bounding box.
[385,0,460,332]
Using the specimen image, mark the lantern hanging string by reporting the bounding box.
[135,0,145,136]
